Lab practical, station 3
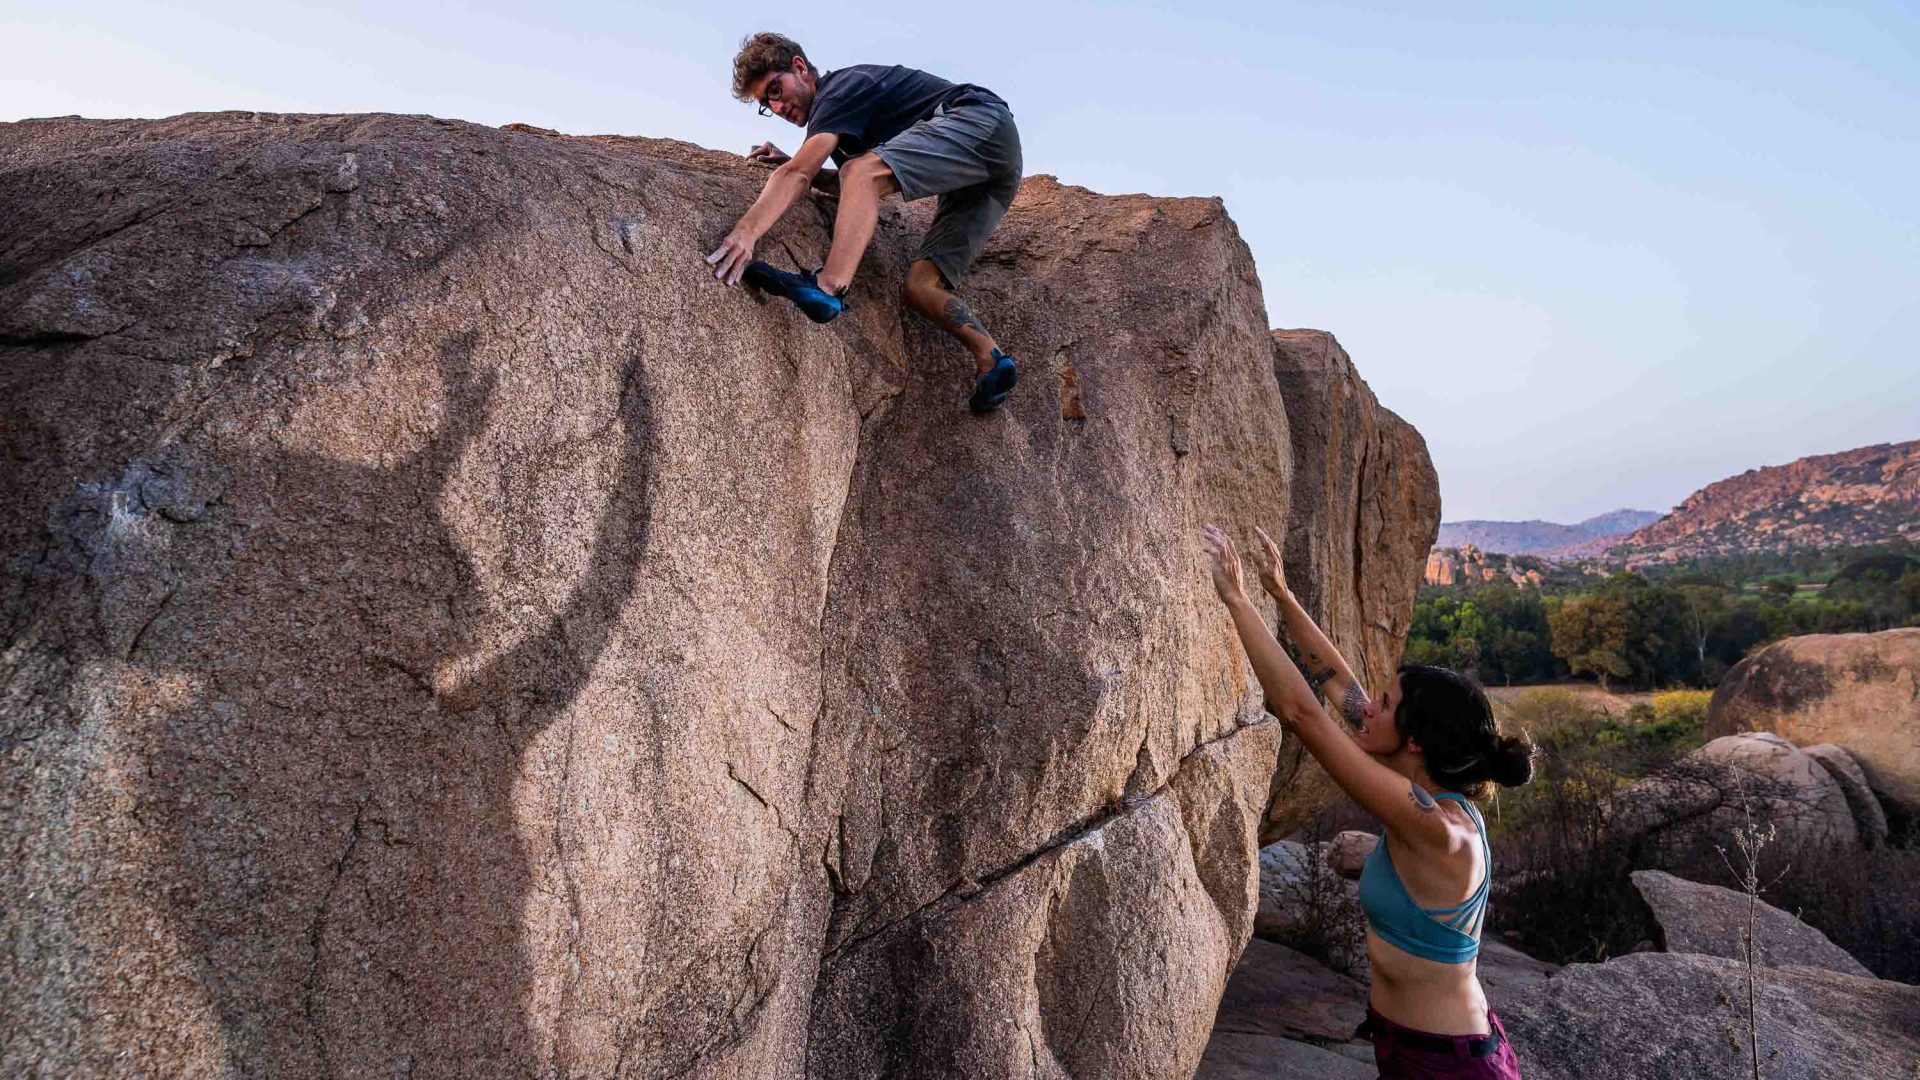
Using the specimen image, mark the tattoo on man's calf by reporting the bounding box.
[943,297,989,337]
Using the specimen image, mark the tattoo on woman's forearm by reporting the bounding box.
[1306,666,1336,689]
[1341,682,1371,727]
[1409,783,1438,813]
[943,297,988,337]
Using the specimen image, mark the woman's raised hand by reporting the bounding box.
[1202,524,1247,605]
[1252,525,1288,599]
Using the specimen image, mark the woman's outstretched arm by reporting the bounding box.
[1205,524,1325,728]
[1204,525,1449,843]
[1249,526,1372,727]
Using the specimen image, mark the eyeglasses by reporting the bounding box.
[756,73,787,117]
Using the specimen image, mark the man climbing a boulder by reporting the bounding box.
[705,32,1024,413]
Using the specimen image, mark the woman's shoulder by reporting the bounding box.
[1385,796,1486,897]
[1435,792,1486,834]
[1390,792,1482,854]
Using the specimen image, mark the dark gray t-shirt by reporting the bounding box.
[805,64,1008,162]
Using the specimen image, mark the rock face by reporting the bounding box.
[0,114,1436,1078]
[1502,952,1920,1080]
[1707,629,1920,814]
[1629,870,1871,977]
[1267,329,1440,838]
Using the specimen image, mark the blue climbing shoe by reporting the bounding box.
[741,261,846,324]
[968,350,1019,413]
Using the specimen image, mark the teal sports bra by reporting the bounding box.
[1357,792,1490,964]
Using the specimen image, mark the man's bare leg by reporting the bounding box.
[812,157,1004,382]
[814,154,898,297]
[901,258,1000,376]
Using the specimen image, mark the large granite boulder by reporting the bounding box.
[1613,732,1859,858]
[1629,870,1871,977]
[1265,329,1441,840]
[1502,952,1920,1080]
[1707,629,1920,814]
[0,113,1436,1078]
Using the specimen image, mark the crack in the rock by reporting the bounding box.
[0,182,208,291]
[550,709,585,1079]
[363,649,433,693]
[798,362,901,891]
[0,318,141,347]
[1349,430,1374,683]
[819,717,1275,964]
[727,761,797,843]
[762,700,800,733]
[638,919,785,1080]
[302,799,367,1079]
[258,191,331,246]
[124,586,176,660]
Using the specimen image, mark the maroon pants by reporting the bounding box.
[1362,1007,1523,1079]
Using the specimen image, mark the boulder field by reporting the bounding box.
[1707,628,1920,816]
[0,113,1437,1078]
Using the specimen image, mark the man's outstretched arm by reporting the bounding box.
[749,142,839,193]
[708,132,840,285]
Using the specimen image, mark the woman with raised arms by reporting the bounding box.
[1203,523,1533,1080]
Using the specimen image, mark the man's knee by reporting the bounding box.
[849,155,900,198]
[902,261,946,310]
[844,153,895,190]
[900,278,937,313]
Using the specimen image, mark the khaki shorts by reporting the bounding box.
[871,101,1023,289]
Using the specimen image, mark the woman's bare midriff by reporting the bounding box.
[1367,928,1492,1036]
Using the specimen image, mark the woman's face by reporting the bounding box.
[1353,674,1409,758]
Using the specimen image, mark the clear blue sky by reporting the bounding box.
[6,1,1916,521]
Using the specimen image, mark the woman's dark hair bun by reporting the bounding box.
[1396,664,1537,796]
[1490,733,1536,788]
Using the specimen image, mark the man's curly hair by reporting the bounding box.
[731,32,811,102]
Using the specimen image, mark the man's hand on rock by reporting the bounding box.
[706,230,756,286]
[748,142,790,165]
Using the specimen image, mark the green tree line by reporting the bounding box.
[1407,544,1920,688]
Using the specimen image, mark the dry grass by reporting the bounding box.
[1487,682,1655,721]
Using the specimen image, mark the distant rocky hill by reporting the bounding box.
[1435,509,1660,556]
[1613,440,1919,566]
